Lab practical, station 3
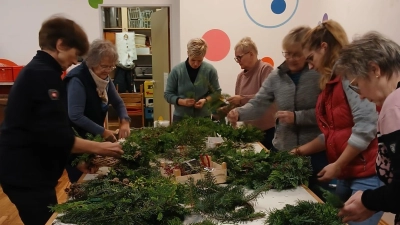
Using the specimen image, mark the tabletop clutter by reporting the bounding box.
[49,117,345,225]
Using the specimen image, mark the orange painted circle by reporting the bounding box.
[261,57,274,67]
[202,29,230,62]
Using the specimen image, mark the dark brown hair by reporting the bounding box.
[302,20,349,89]
[39,15,89,56]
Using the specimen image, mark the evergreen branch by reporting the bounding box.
[265,200,344,225]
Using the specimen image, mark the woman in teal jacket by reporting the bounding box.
[164,38,221,122]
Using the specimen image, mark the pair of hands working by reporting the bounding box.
[102,119,131,142]
[290,147,372,223]
[77,120,131,173]
[227,108,296,126]
[290,147,342,182]
[179,98,207,109]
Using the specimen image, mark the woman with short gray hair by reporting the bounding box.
[63,39,130,182]
[164,38,221,122]
[336,31,400,225]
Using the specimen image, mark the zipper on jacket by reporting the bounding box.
[360,154,366,171]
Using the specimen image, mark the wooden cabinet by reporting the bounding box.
[103,32,116,45]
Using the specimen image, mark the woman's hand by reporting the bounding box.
[276,111,295,124]
[290,147,303,155]
[178,98,195,107]
[338,191,375,223]
[227,95,243,106]
[194,99,206,109]
[317,162,342,182]
[227,109,239,127]
[102,129,117,142]
[95,142,124,158]
[118,120,131,139]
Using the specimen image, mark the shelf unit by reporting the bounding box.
[102,6,160,129]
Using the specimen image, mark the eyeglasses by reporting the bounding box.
[349,78,360,94]
[99,65,116,71]
[282,51,302,60]
[234,52,250,62]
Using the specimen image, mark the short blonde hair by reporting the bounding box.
[282,26,311,50]
[234,37,258,55]
[187,38,207,58]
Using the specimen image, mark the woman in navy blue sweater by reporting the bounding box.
[64,39,130,182]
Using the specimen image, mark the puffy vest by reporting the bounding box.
[316,76,377,179]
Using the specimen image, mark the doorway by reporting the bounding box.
[99,4,173,129]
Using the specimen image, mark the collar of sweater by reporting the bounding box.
[243,60,261,76]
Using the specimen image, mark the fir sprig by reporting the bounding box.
[210,141,312,189]
[265,200,344,225]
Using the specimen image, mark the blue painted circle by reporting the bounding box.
[271,0,286,14]
[243,0,299,28]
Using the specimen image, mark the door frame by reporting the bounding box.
[98,3,180,122]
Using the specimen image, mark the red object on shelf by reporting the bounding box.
[0,66,14,82]
[12,66,23,81]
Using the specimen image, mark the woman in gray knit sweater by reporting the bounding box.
[227,26,329,196]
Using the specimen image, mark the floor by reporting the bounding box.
[0,170,70,225]
[0,170,394,225]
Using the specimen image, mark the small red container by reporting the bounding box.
[0,67,14,82]
[12,66,24,81]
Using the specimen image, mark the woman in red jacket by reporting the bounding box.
[291,20,383,225]
[336,32,400,225]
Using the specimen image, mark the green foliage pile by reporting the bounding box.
[210,142,312,189]
[55,117,342,225]
[52,172,266,225]
[52,175,188,225]
[264,188,344,225]
[265,201,344,225]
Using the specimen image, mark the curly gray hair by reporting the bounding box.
[335,31,400,80]
[85,39,118,68]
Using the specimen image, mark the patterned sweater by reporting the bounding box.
[362,82,400,223]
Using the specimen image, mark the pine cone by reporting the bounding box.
[122,178,129,184]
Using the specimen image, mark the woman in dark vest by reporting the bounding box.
[64,39,131,182]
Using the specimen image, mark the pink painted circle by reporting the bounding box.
[261,57,274,67]
[202,29,230,61]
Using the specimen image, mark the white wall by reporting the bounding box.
[179,0,400,95]
[0,0,181,69]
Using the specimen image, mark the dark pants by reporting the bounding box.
[260,127,275,150]
[308,151,332,201]
[1,183,57,225]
